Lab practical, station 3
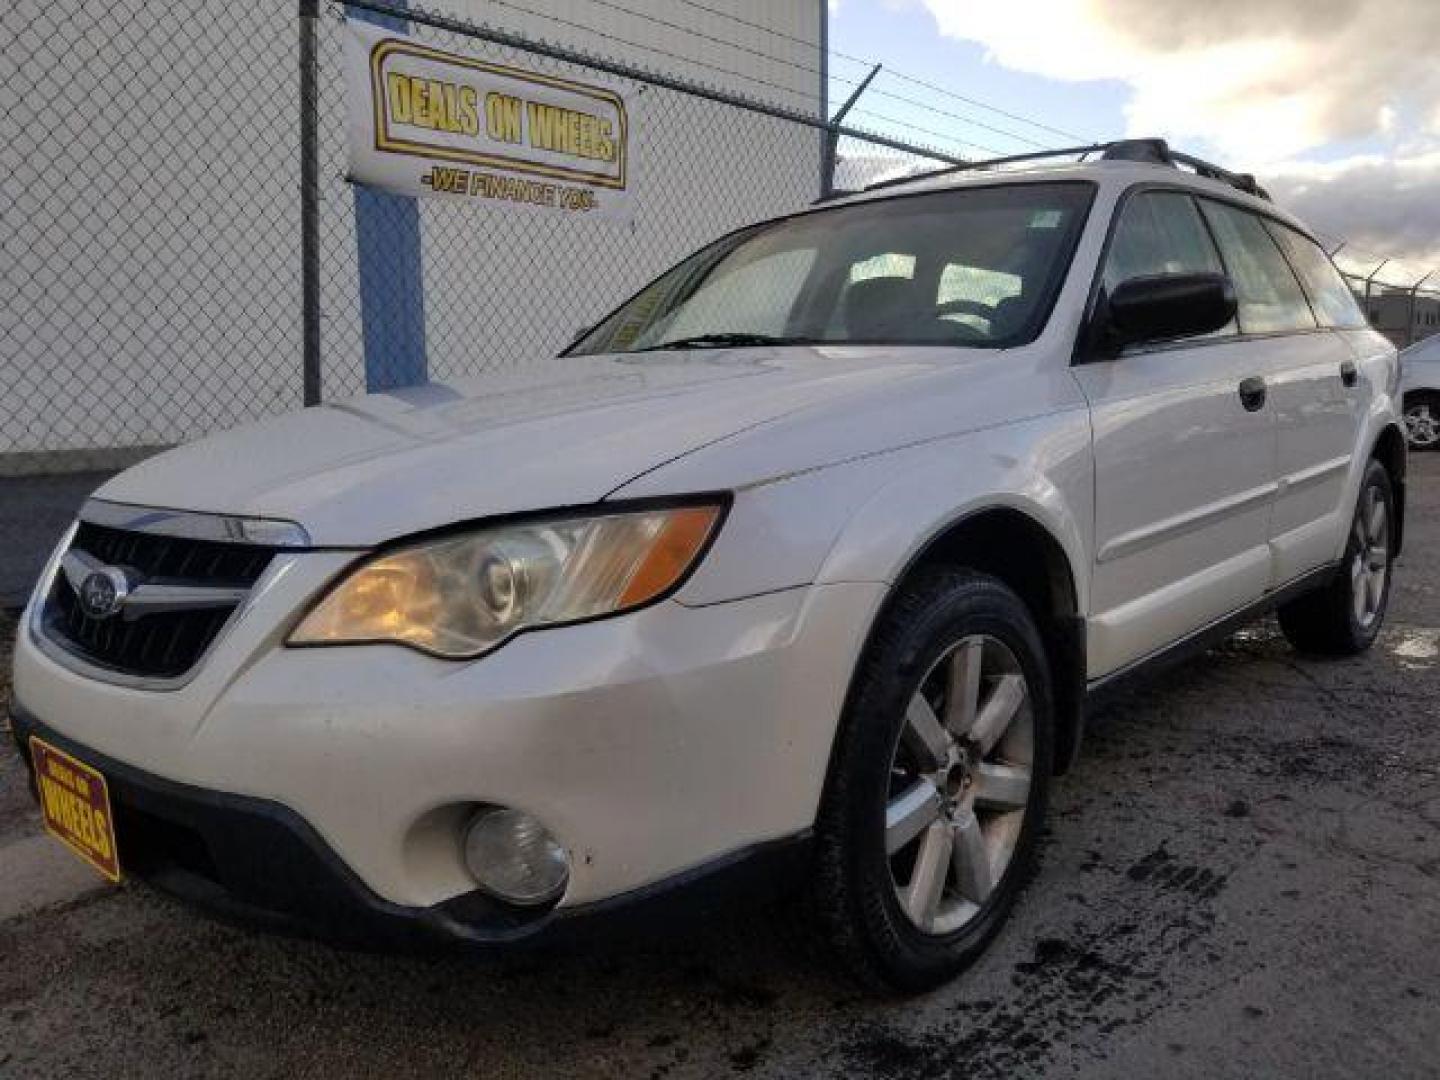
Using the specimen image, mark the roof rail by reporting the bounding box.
[1168,152,1271,201]
[1099,138,1172,164]
[855,143,1105,197]
[854,137,1271,202]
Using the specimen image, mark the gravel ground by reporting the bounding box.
[2,459,1438,1079]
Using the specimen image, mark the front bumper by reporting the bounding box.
[9,707,811,946]
[12,553,885,931]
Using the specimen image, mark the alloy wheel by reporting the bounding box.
[1404,403,1440,449]
[885,634,1033,936]
[1351,484,1389,629]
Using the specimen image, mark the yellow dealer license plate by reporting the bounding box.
[31,737,121,883]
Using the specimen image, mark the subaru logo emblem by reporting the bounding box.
[78,566,130,621]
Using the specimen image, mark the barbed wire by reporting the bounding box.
[583,0,1060,151]
[670,0,1092,144]
[849,107,1004,157]
[474,0,1072,155]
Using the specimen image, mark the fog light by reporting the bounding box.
[463,807,570,906]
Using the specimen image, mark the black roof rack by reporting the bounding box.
[1109,138,1273,200]
[853,137,1271,202]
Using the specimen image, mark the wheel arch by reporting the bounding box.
[907,507,1085,774]
[1370,422,1407,556]
[840,505,1088,777]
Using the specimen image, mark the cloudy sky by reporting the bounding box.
[828,0,1440,282]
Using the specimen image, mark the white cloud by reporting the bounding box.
[907,0,1440,265]
[916,0,1440,164]
[1265,152,1440,276]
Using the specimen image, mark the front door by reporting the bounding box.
[1073,189,1278,677]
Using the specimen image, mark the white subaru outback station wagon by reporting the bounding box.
[11,139,1404,992]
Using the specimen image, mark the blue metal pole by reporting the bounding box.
[348,1,427,392]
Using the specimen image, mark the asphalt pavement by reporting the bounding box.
[0,472,112,609]
[1,459,1437,1079]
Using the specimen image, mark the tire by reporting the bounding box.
[1403,392,1440,452]
[1277,458,1395,657]
[812,568,1054,993]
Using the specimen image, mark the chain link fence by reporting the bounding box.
[6,4,1437,483]
[5,2,1439,612]
[1337,268,1440,351]
[0,0,959,603]
[315,2,817,395]
[1,0,954,484]
[2,0,306,477]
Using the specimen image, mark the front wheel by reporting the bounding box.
[812,569,1053,993]
[1278,458,1395,656]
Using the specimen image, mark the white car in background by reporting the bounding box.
[10,139,1406,993]
[1400,333,1440,449]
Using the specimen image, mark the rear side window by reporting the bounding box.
[1199,201,1317,334]
[1264,223,1368,329]
[1103,191,1224,291]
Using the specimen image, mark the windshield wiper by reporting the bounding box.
[634,332,814,352]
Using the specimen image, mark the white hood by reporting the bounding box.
[96,348,951,546]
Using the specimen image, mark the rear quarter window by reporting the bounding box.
[1264,222,1369,330]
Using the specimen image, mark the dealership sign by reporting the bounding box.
[344,21,633,220]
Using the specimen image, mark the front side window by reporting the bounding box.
[1264,223,1368,330]
[1103,190,1224,290]
[570,182,1095,354]
[1199,201,1317,335]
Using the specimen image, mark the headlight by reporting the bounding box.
[288,501,725,658]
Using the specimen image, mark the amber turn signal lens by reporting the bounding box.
[617,506,721,607]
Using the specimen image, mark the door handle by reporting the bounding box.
[1238,375,1267,412]
[1340,360,1358,387]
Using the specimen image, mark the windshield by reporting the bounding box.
[570,181,1094,355]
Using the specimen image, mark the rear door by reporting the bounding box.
[1261,220,1373,580]
[1074,189,1279,677]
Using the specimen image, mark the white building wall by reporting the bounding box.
[1,0,824,469]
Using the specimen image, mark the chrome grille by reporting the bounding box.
[39,521,278,681]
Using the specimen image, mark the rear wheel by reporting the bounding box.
[813,569,1053,993]
[1403,393,1440,452]
[1277,459,1394,656]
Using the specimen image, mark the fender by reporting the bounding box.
[813,409,1094,614]
[809,409,1095,775]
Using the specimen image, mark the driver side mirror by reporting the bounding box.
[1089,272,1237,360]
